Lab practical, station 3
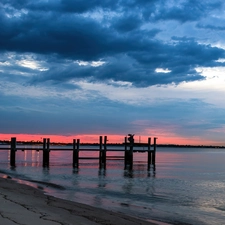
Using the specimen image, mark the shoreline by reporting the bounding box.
[0,175,165,225]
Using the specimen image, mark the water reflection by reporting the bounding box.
[148,165,156,177]
[147,171,155,177]
[10,165,16,171]
[123,163,156,178]
[24,150,27,166]
[122,174,134,194]
[42,167,50,182]
[98,169,106,176]
[71,173,80,186]
[124,170,133,178]
[72,168,79,174]
[98,169,106,188]
[32,150,40,167]
[7,150,10,161]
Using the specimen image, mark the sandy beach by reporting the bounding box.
[0,176,159,225]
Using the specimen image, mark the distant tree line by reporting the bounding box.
[0,140,224,148]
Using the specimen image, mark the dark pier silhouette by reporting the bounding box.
[1,135,157,171]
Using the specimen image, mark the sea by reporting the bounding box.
[0,145,225,225]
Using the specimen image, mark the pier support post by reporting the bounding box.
[124,137,128,169]
[10,137,16,167]
[152,137,157,165]
[99,136,102,169]
[128,139,133,170]
[147,137,152,170]
[43,138,50,167]
[42,138,46,167]
[99,136,107,169]
[103,136,107,169]
[125,134,134,170]
[73,139,80,168]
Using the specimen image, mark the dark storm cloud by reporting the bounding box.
[1,0,225,87]
[196,23,225,31]
[31,39,224,87]
[112,15,143,33]
[1,0,157,13]
[151,1,223,22]
[0,11,110,59]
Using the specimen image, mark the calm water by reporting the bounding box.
[0,146,225,225]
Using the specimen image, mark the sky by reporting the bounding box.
[1,0,225,145]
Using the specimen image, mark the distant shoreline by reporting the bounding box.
[0,140,224,149]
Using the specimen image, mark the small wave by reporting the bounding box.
[24,179,66,190]
[215,206,225,212]
[0,170,66,190]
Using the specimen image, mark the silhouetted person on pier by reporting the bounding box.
[128,134,134,144]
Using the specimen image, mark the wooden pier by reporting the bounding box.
[1,136,157,171]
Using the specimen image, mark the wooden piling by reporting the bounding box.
[99,136,107,169]
[42,138,46,167]
[73,139,77,167]
[125,135,134,170]
[10,137,16,167]
[99,136,103,169]
[73,139,80,168]
[128,137,133,170]
[147,137,151,170]
[46,138,50,167]
[103,136,107,169]
[124,137,128,169]
[43,138,50,167]
[152,137,157,165]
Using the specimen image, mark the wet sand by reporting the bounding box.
[0,176,159,225]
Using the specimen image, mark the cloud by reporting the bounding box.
[1,1,225,87]
[28,38,224,87]
[196,23,225,31]
[151,0,223,22]
[112,14,143,33]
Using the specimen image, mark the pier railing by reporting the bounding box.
[0,136,157,171]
